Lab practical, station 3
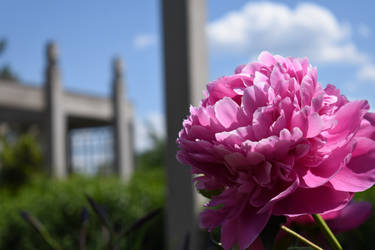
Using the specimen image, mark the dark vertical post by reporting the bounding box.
[162,0,208,249]
[66,129,73,174]
[45,42,67,177]
[112,58,133,181]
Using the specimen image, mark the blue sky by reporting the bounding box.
[1,0,375,151]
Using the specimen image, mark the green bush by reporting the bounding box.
[0,134,43,190]
[0,168,165,250]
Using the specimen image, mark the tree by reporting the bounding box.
[136,123,165,170]
[0,40,6,55]
[0,39,19,82]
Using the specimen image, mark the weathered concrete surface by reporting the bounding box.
[45,42,66,178]
[112,58,134,181]
[162,0,208,249]
[0,80,115,123]
[0,81,44,111]
[64,92,112,120]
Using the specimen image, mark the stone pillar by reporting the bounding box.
[112,58,133,181]
[162,0,208,249]
[45,42,67,178]
[126,101,135,173]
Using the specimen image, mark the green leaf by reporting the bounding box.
[122,208,161,238]
[85,194,112,232]
[20,211,61,250]
[197,188,223,199]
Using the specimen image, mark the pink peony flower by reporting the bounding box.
[177,51,375,250]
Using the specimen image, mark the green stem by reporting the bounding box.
[312,214,343,250]
[280,225,323,250]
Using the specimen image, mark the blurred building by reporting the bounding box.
[0,42,134,180]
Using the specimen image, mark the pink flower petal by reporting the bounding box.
[215,131,243,145]
[300,74,315,107]
[221,217,238,250]
[242,85,267,116]
[188,125,212,140]
[326,201,372,233]
[330,100,369,135]
[200,207,226,230]
[237,208,272,250]
[273,185,352,216]
[270,111,286,135]
[330,137,375,192]
[215,97,241,129]
[365,112,375,125]
[290,107,309,136]
[258,175,299,213]
[252,107,275,140]
[246,151,265,166]
[284,201,372,233]
[235,64,246,74]
[224,152,249,170]
[258,51,276,67]
[306,112,324,138]
[270,64,289,96]
[301,141,355,188]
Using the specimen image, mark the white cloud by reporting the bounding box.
[358,23,371,38]
[146,112,166,139]
[133,33,156,50]
[357,63,375,82]
[134,112,165,152]
[208,2,367,64]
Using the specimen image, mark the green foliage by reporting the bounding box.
[136,124,165,170]
[0,168,165,250]
[0,134,43,190]
[337,187,375,250]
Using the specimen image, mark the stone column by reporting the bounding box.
[162,0,208,249]
[45,42,67,178]
[126,101,135,174]
[112,58,133,181]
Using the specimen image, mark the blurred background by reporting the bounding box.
[0,0,375,249]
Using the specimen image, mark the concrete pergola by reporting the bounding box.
[0,42,134,179]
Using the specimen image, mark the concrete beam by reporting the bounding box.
[0,80,44,111]
[0,107,44,123]
[162,0,208,249]
[0,81,114,126]
[64,91,112,121]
